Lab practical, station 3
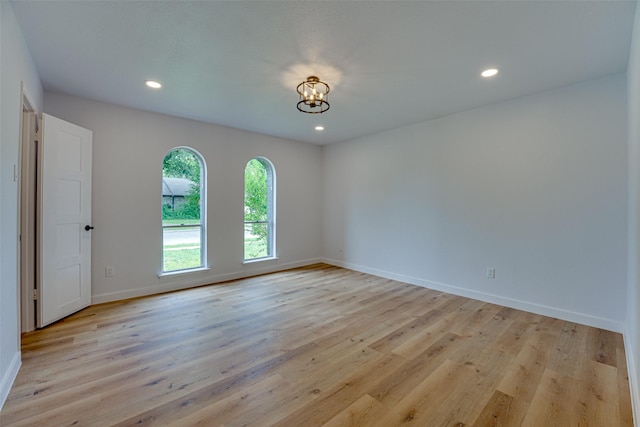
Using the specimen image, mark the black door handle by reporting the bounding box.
[85,225,94,231]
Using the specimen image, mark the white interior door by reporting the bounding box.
[38,113,93,327]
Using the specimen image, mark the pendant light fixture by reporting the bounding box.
[296,76,330,114]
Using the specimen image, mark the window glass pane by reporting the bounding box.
[244,222,268,259]
[244,157,274,261]
[162,217,200,227]
[162,147,204,272]
[244,159,268,222]
[162,178,200,226]
[163,226,201,271]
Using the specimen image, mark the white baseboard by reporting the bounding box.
[0,351,21,411]
[92,258,323,304]
[322,258,624,333]
[624,327,639,426]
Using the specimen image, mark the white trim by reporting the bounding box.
[242,256,278,265]
[322,258,624,333]
[0,352,21,411]
[92,258,322,304]
[158,267,210,278]
[624,326,640,425]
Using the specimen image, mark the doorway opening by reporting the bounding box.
[19,90,39,333]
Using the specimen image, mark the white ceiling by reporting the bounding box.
[10,0,637,145]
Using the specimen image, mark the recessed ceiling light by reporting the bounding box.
[145,80,162,89]
[315,125,325,131]
[481,68,499,78]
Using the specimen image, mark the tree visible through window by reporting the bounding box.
[244,158,275,260]
[162,147,206,272]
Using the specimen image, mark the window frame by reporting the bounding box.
[243,157,276,262]
[160,146,207,275]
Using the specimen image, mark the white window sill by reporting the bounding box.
[158,267,210,278]
[242,256,278,265]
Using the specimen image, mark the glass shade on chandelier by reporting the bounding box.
[297,76,330,114]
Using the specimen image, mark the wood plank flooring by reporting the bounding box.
[0,264,633,426]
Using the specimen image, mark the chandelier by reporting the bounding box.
[296,76,330,114]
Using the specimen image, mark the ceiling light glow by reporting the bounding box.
[481,68,499,78]
[315,126,325,131]
[145,80,162,89]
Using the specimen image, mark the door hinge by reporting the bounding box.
[32,289,39,300]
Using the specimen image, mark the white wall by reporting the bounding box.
[44,93,323,303]
[323,74,628,332]
[0,0,43,409]
[627,0,640,420]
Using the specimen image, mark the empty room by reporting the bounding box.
[2,0,640,425]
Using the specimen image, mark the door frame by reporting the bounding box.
[18,83,38,333]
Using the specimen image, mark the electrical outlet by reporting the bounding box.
[487,268,496,279]
[105,267,114,277]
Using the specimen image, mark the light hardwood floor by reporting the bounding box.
[0,264,633,426]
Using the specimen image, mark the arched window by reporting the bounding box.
[162,147,206,273]
[244,157,276,261]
